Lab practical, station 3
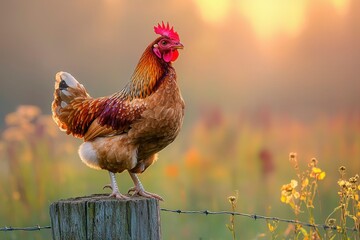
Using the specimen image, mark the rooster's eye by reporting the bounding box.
[161,40,168,46]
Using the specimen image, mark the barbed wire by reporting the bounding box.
[0,209,358,233]
[0,225,51,232]
[160,208,359,233]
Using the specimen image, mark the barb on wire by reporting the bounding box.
[0,225,51,232]
[160,208,359,233]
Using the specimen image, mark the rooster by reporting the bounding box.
[51,22,184,200]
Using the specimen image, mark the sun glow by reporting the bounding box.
[330,0,350,15]
[194,0,351,41]
[237,0,306,41]
[194,0,231,23]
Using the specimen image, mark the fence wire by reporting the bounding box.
[0,225,51,232]
[0,209,358,233]
[160,208,359,233]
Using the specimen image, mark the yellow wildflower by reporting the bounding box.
[338,180,346,187]
[293,191,300,199]
[267,222,275,232]
[281,180,300,204]
[310,167,325,180]
[291,179,298,188]
[318,171,326,180]
[280,195,287,203]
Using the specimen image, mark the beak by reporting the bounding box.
[173,42,184,50]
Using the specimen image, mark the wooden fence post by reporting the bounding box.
[49,194,161,240]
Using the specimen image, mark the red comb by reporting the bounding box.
[154,21,180,42]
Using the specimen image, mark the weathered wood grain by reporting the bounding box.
[49,194,161,240]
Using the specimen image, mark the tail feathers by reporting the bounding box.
[52,71,90,134]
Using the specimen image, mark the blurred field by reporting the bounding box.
[0,105,359,239]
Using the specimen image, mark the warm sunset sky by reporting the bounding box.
[195,0,351,39]
[0,0,359,125]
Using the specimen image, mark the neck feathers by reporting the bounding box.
[126,44,171,99]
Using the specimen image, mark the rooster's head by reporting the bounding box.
[153,22,183,63]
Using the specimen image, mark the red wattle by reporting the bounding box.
[171,50,179,62]
[163,50,179,62]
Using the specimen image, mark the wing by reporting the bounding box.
[52,71,147,141]
[83,95,146,141]
[57,91,146,141]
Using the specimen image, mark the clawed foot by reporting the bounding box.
[104,172,163,201]
[109,191,130,200]
[128,186,164,201]
[103,184,129,200]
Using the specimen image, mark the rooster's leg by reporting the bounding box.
[128,172,164,201]
[106,171,129,200]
